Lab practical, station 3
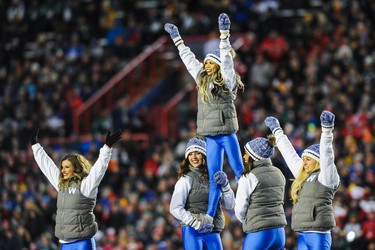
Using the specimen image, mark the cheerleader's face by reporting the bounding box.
[61,160,75,179]
[302,156,318,173]
[188,151,204,168]
[242,152,253,170]
[204,59,219,75]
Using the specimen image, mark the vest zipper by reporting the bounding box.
[61,191,65,238]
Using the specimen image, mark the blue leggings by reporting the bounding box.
[206,134,244,217]
[182,226,222,250]
[243,228,285,250]
[297,232,331,250]
[61,238,96,250]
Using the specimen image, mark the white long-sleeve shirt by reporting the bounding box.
[274,130,340,189]
[170,175,235,226]
[234,173,259,223]
[32,143,113,198]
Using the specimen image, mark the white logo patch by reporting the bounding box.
[306,175,317,182]
[68,187,77,194]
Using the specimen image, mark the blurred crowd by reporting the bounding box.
[1,0,375,249]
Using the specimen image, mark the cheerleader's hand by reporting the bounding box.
[320,110,335,132]
[214,171,229,187]
[265,116,282,134]
[218,13,231,39]
[105,129,122,148]
[164,23,184,46]
[30,128,39,146]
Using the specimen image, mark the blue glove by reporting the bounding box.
[320,110,335,131]
[190,217,214,234]
[264,116,282,134]
[164,23,183,46]
[214,171,229,187]
[218,13,231,30]
[198,221,214,234]
[218,13,231,39]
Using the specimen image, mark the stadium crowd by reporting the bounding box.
[1,0,375,249]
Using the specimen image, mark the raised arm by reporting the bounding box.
[31,128,60,190]
[218,13,236,90]
[164,23,202,81]
[318,110,340,188]
[81,130,122,198]
[265,117,303,177]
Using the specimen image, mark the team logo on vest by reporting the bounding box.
[306,175,317,182]
[68,187,77,194]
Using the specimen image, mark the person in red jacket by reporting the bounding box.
[258,30,288,62]
[363,211,375,244]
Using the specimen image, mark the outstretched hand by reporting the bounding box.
[218,13,231,31]
[264,116,282,134]
[105,130,122,148]
[164,23,183,46]
[320,110,335,128]
[164,23,180,39]
[30,128,39,145]
[218,13,231,39]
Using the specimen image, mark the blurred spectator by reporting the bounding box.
[258,30,288,62]
[36,232,58,250]
[271,67,293,97]
[249,52,274,95]
[363,211,375,242]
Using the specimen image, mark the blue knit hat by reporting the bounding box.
[204,49,221,66]
[244,137,275,161]
[301,144,320,162]
[185,137,206,158]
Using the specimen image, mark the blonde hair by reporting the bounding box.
[58,154,93,190]
[197,49,244,104]
[290,160,320,203]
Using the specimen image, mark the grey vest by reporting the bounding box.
[291,169,338,231]
[182,167,225,232]
[55,186,98,240]
[243,159,287,233]
[196,85,239,136]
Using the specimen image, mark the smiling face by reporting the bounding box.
[204,59,219,75]
[61,159,75,180]
[188,151,204,168]
[302,156,318,173]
